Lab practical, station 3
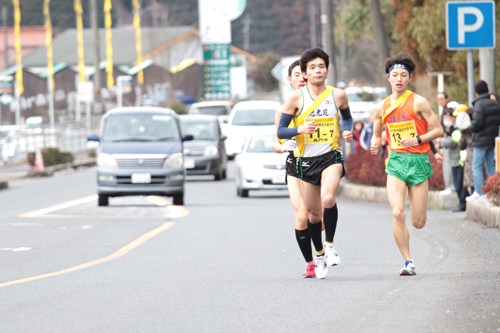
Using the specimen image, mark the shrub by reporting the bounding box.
[28,148,74,167]
[344,149,445,191]
[482,173,500,206]
[164,102,188,114]
[344,149,387,187]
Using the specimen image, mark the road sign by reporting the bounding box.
[446,1,496,50]
[0,76,13,105]
[202,44,231,100]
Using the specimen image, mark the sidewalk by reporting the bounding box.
[0,150,95,187]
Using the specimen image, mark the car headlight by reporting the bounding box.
[164,153,183,168]
[204,145,218,157]
[97,153,117,168]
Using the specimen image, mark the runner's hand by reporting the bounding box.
[298,121,316,134]
[370,137,380,155]
[400,136,418,148]
[434,153,443,163]
[281,139,298,153]
[342,130,353,143]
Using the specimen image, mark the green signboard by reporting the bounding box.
[202,44,231,100]
[0,76,13,106]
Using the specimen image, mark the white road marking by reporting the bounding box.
[19,195,98,218]
[0,247,31,252]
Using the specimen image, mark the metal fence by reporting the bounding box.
[0,117,101,164]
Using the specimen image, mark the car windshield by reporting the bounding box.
[192,106,228,116]
[181,121,217,140]
[246,135,274,153]
[347,91,375,102]
[231,108,276,126]
[103,114,180,142]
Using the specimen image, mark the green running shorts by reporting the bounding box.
[385,152,433,187]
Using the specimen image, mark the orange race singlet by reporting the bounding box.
[383,92,430,154]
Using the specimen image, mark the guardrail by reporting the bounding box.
[0,118,100,164]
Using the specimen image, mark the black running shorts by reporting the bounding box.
[285,153,299,179]
[298,149,345,185]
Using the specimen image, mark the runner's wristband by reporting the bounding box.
[277,113,299,139]
[417,136,422,144]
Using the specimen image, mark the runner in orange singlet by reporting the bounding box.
[370,52,443,276]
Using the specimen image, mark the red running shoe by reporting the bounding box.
[302,264,316,278]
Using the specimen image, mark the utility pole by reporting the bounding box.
[242,13,251,52]
[309,3,317,49]
[152,0,159,27]
[90,0,101,93]
[368,0,391,94]
[320,0,335,86]
[479,49,496,93]
[2,7,7,71]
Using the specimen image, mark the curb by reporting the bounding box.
[26,158,96,178]
[337,181,459,210]
[466,197,500,228]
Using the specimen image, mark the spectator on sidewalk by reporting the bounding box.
[440,107,466,211]
[437,92,454,194]
[352,121,364,153]
[457,107,475,197]
[491,92,499,102]
[360,115,374,151]
[468,80,500,199]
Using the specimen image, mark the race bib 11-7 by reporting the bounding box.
[304,117,337,144]
[387,120,417,149]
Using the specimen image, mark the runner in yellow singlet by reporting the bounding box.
[370,52,443,276]
[277,48,354,279]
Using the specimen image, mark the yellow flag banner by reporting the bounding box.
[132,0,143,85]
[74,0,85,82]
[104,0,114,89]
[12,0,23,95]
[44,0,54,91]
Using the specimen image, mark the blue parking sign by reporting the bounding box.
[446,1,496,50]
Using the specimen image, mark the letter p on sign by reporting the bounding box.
[446,1,495,50]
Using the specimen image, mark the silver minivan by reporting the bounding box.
[87,107,193,206]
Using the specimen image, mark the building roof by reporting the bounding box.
[22,26,194,67]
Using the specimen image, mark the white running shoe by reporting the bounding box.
[325,243,341,266]
[399,259,416,276]
[315,255,328,279]
[466,191,481,201]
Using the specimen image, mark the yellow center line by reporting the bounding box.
[0,221,175,288]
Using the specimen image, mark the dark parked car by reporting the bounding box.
[180,115,228,180]
[87,107,193,206]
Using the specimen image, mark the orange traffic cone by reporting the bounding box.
[34,147,45,171]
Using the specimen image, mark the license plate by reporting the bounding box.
[272,174,286,184]
[184,159,195,169]
[131,173,151,183]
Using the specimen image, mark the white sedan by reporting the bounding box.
[235,134,288,197]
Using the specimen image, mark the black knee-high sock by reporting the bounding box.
[295,229,313,263]
[307,219,324,254]
[324,204,338,243]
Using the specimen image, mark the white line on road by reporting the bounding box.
[18,195,98,218]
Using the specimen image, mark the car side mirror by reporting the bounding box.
[182,134,194,142]
[220,135,227,141]
[222,119,228,124]
[87,133,100,142]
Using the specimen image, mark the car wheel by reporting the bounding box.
[222,169,227,179]
[241,189,249,197]
[173,194,184,205]
[98,194,109,206]
[214,170,222,181]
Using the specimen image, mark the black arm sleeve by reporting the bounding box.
[277,113,299,139]
[429,140,437,154]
